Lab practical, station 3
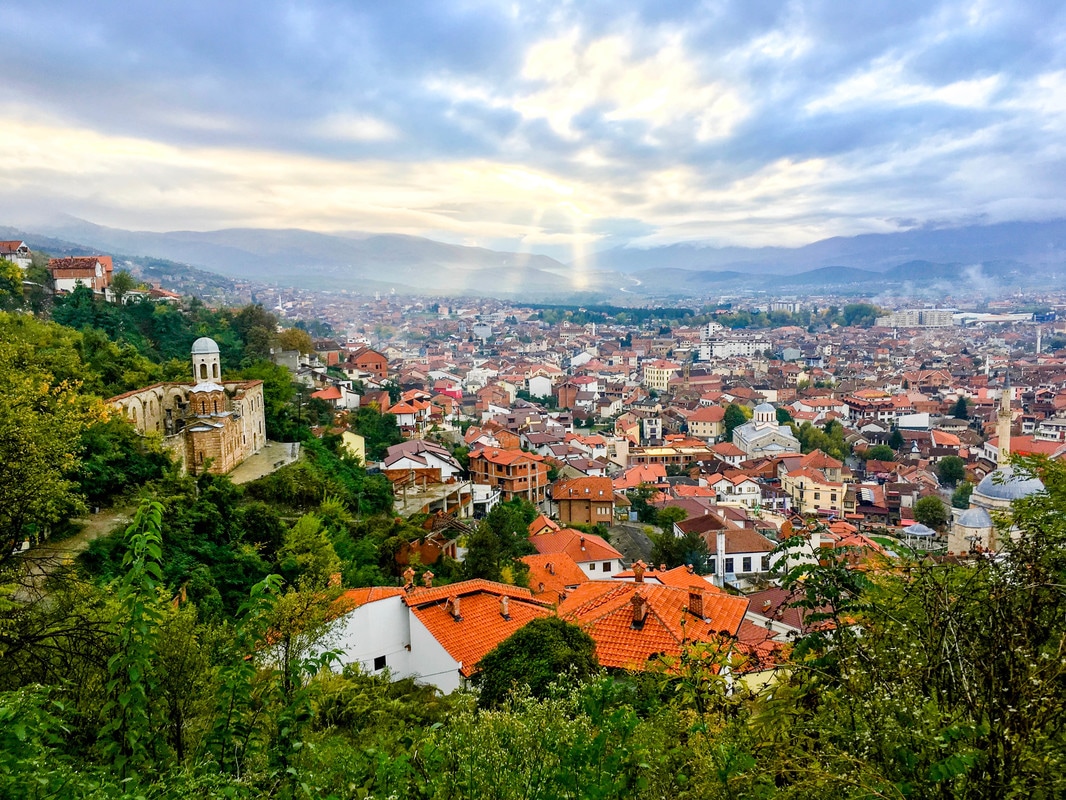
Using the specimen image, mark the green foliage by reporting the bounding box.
[914,495,950,530]
[278,513,341,589]
[650,508,710,571]
[952,395,970,419]
[937,455,966,487]
[238,360,299,440]
[864,443,896,462]
[841,302,882,327]
[775,406,793,425]
[463,499,537,582]
[792,419,850,461]
[889,427,905,450]
[476,618,599,708]
[0,259,24,311]
[0,317,100,555]
[351,404,403,461]
[951,481,974,509]
[75,415,172,506]
[723,403,749,441]
[98,499,166,776]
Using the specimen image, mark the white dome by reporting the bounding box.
[191,336,220,355]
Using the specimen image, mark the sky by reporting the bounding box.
[2,0,1066,262]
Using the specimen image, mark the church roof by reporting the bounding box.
[191,336,220,355]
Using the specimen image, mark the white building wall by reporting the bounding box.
[408,614,464,693]
[331,596,413,678]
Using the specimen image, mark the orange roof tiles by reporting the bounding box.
[559,582,749,671]
[520,553,589,602]
[529,528,623,563]
[409,586,553,676]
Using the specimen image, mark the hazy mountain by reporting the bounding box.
[24,216,576,296]
[594,220,1066,275]
[9,215,1066,299]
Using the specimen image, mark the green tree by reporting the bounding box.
[864,444,895,462]
[109,268,138,304]
[0,324,100,557]
[0,260,24,311]
[776,406,793,425]
[913,495,949,531]
[889,427,905,450]
[723,403,748,441]
[951,481,974,509]
[937,455,966,487]
[475,617,599,708]
[278,514,341,589]
[952,395,970,419]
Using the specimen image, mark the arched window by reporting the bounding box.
[200,363,207,380]
[213,363,219,379]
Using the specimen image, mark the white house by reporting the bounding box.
[328,579,552,694]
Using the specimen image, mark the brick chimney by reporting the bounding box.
[579,536,586,551]
[446,595,461,620]
[630,592,647,628]
[422,570,435,588]
[633,560,646,583]
[500,595,510,619]
[762,599,772,613]
[403,566,416,591]
[689,589,705,620]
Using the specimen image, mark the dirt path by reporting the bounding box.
[15,506,136,600]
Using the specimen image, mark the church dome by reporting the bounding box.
[973,465,1043,502]
[191,337,220,355]
[754,402,775,415]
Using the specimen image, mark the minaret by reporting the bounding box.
[996,373,1012,465]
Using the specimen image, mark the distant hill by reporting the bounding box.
[593,220,1066,276]
[22,217,576,296]
[7,216,1066,299]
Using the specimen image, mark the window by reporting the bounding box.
[602,562,611,572]
[725,557,734,573]
[742,557,752,572]
[709,558,716,574]
[762,555,771,571]
[814,492,821,500]
[588,562,596,570]
[373,655,386,671]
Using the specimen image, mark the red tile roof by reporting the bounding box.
[408,583,553,676]
[530,528,623,563]
[559,582,749,671]
[520,553,589,602]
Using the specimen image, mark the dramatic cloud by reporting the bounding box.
[1,0,1064,257]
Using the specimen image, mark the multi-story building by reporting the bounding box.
[551,476,615,526]
[468,447,550,506]
[642,359,681,392]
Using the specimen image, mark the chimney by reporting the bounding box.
[689,589,705,619]
[659,563,667,572]
[633,560,646,583]
[447,595,461,620]
[579,536,586,551]
[422,570,435,588]
[715,531,726,588]
[630,592,647,628]
[762,599,772,613]
[403,566,416,591]
[547,561,555,575]
[500,595,510,619]
[685,564,694,574]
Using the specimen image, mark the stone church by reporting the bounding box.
[109,337,266,474]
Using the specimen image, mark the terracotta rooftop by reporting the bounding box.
[529,528,623,563]
[559,582,749,671]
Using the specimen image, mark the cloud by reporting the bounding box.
[1,0,1065,252]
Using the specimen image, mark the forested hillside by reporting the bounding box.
[1,277,1064,799]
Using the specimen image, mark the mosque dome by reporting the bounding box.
[956,507,993,528]
[973,465,1044,503]
[191,337,220,355]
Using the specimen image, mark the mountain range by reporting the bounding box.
[8,215,1066,301]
